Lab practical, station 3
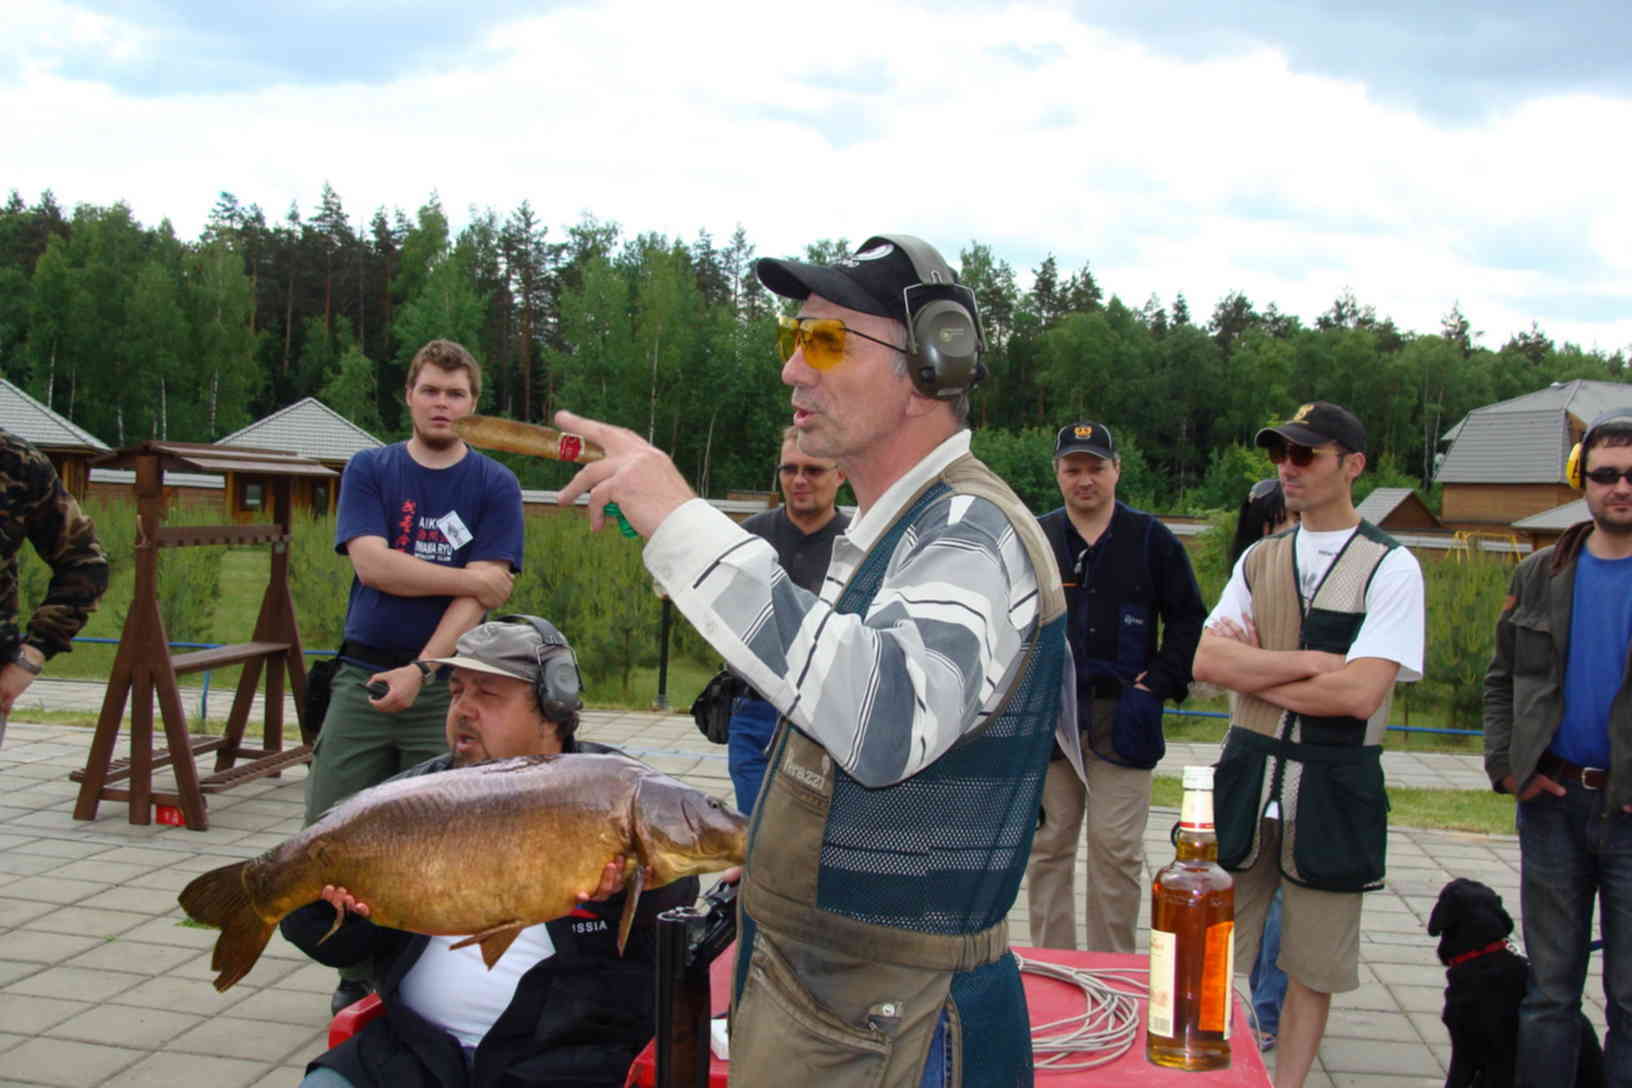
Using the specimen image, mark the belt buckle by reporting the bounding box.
[1581,766,1607,791]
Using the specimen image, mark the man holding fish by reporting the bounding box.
[179,617,734,1088]
[557,234,1075,1088]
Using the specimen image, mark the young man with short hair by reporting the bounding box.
[1194,401,1424,1088]
[305,339,525,1013]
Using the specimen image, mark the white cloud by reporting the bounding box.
[4,0,1630,354]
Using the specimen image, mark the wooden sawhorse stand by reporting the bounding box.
[71,442,335,830]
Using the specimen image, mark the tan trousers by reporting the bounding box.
[1024,750,1151,953]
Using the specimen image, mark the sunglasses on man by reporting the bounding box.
[1264,439,1341,468]
[776,315,902,371]
[778,463,835,479]
[1583,466,1632,486]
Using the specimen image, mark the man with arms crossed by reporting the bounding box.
[726,426,849,812]
[1484,407,1632,1088]
[557,234,1073,1087]
[1026,420,1204,952]
[305,338,524,1013]
[1193,402,1423,1088]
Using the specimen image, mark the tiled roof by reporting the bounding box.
[1437,379,1632,483]
[1355,487,1418,523]
[0,379,110,451]
[215,397,383,464]
[1511,499,1591,531]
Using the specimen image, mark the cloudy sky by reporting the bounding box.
[7,0,1630,354]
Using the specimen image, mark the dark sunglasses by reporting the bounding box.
[778,463,834,479]
[776,315,901,370]
[1265,440,1338,467]
[1584,466,1632,486]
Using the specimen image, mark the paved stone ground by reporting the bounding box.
[0,680,1609,1087]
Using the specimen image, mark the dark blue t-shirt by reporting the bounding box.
[1555,549,1632,768]
[335,443,524,654]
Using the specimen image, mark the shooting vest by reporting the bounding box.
[731,454,1067,1088]
[1214,521,1396,892]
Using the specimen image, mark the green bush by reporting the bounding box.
[288,512,350,651]
[1418,553,1511,730]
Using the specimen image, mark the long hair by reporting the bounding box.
[1231,478,1289,565]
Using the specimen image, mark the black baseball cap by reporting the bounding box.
[755,236,927,326]
[1054,421,1117,460]
[1255,401,1366,454]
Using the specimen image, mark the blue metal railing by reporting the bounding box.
[69,636,337,722]
[66,635,1481,739]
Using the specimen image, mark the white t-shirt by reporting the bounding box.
[1207,525,1425,682]
[397,923,557,1049]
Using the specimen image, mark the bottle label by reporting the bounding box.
[1179,787,1214,830]
[1147,929,1176,1039]
[1199,920,1235,1036]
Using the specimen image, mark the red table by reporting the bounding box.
[626,944,1271,1085]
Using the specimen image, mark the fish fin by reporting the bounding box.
[316,901,345,945]
[449,922,525,969]
[617,863,646,956]
[177,860,274,992]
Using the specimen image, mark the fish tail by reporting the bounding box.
[178,861,275,992]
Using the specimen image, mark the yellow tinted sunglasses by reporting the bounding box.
[776,315,902,371]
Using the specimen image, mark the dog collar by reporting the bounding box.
[1447,938,1509,966]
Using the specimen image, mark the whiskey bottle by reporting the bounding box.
[1147,764,1235,1071]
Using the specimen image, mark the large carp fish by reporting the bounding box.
[179,752,747,991]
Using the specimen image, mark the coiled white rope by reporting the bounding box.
[1015,953,1260,1070]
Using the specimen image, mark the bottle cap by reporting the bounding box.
[1182,765,1214,791]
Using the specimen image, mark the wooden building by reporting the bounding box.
[0,378,111,498]
[215,397,384,519]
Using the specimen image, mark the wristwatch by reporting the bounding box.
[412,660,434,680]
[9,646,42,675]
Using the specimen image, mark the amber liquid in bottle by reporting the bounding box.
[1147,765,1235,1071]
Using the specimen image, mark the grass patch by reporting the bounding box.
[1152,776,1513,835]
[177,918,215,930]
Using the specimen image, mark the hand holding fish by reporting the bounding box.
[553,410,696,539]
[321,884,371,918]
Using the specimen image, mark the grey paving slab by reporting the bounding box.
[0,705,1580,1087]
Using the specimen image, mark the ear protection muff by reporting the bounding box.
[863,234,987,401]
[1566,409,1632,490]
[495,614,582,720]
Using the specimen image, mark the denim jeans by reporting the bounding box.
[1250,888,1288,1038]
[1515,778,1632,1088]
[919,1010,950,1088]
[726,695,780,814]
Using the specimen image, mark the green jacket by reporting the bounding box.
[1482,520,1632,815]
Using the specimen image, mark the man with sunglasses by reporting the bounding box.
[554,234,1072,1088]
[1484,407,1632,1088]
[1025,421,1205,954]
[1193,401,1424,1088]
[725,426,850,812]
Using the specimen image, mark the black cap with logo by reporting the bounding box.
[1054,421,1117,460]
[754,238,924,326]
[1255,402,1367,454]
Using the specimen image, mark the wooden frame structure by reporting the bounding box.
[71,442,337,830]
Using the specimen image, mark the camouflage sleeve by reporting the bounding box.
[1,438,109,657]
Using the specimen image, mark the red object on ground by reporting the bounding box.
[154,804,185,826]
[624,945,1272,1086]
[328,992,384,1049]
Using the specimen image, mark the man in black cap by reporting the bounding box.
[1194,401,1424,1088]
[553,234,1075,1087]
[1025,421,1204,953]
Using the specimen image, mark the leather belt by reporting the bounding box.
[1539,752,1608,791]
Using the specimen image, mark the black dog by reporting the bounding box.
[1427,877,1605,1088]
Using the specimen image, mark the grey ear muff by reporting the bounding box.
[495,613,582,718]
[866,233,987,401]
